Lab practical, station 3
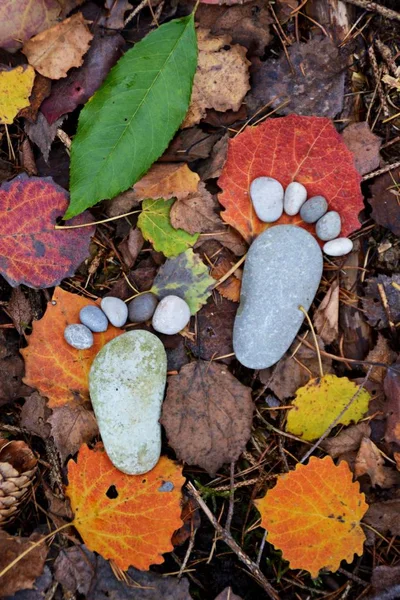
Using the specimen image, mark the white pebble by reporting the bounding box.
[64,324,93,350]
[152,295,191,335]
[101,297,128,327]
[323,238,353,257]
[250,177,284,223]
[315,211,341,241]
[283,182,307,216]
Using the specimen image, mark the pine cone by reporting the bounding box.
[0,438,37,526]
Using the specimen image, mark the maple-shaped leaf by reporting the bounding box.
[286,374,370,441]
[21,288,121,407]
[66,443,185,571]
[0,175,94,288]
[218,115,363,243]
[255,456,368,578]
[151,249,215,314]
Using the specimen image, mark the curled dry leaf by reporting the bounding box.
[182,29,250,128]
[354,437,400,488]
[161,361,254,475]
[255,456,368,578]
[364,333,396,384]
[23,13,93,80]
[313,280,339,345]
[0,65,35,124]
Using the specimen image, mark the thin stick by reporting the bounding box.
[298,306,323,378]
[225,462,235,533]
[256,531,267,567]
[362,160,400,181]
[124,0,148,26]
[215,254,247,288]
[299,366,373,464]
[343,0,400,22]
[55,210,141,230]
[187,482,279,600]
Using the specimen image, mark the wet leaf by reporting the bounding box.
[138,198,199,257]
[0,65,35,124]
[21,287,122,407]
[161,361,254,475]
[286,374,370,441]
[66,444,184,570]
[255,456,368,578]
[0,174,94,288]
[151,249,215,314]
[218,115,363,242]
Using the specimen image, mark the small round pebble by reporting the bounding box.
[152,295,191,335]
[101,297,128,327]
[300,196,328,223]
[323,238,353,257]
[250,177,284,223]
[283,182,307,216]
[79,305,108,332]
[64,324,93,350]
[128,293,158,323]
[315,211,341,241]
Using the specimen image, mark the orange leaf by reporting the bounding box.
[255,456,368,578]
[218,115,363,243]
[66,443,185,571]
[21,287,122,408]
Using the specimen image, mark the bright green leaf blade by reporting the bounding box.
[138,198,199,257]
[151,249,215,314]
[66,14,197,219]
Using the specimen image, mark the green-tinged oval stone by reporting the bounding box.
[89,330,167,475]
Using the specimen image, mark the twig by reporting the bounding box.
[299,366,373,464]
[362,160,400,180]
[124,0,148,26]
[343,0,400,22]
[187,482,280,600]
[215,254,247,287]
[178,527,198,579]
[256,531,267,567]
[55,209,141,229]
[368,44,390,118]
[225,462,235,533]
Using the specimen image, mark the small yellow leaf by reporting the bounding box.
[286,374,370,441]
[0,65,35,124]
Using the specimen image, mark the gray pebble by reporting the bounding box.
[152,295,191,335]
[250,177,284,223]
[323,238,353,257]
[64,324,93,350]
[315,211,341,241]
[101,296,128,327]
[79,305,108,332]
[283,182,307,216]
[300,196,328,223]
[128,293,158,323]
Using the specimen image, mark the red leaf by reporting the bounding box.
[0,174,94,288]
[218,115,363,243]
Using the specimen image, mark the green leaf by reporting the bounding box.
[151,249,215,314]
[138,198,199,257]
[66,15,197,219]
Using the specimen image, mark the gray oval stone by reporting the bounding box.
[64,324,93,350]
[300,196,328,223]
[79,305,108,332]
[233,225,323,369]
[315,211,341,241]
[101,296,128,327]
[250,177,284,223]
[152,295,191,335]
[128,293,158,323]
[323,237,353,256]
[89,330,167,475]
[283,182,307,216]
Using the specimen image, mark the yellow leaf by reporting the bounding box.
[286,374,370,441]
[0,65,35,124]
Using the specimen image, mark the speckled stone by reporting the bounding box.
[233,225,323,369]
[323,238,353,257]
[89,330,167,475]
[315,211,341,241]
[64,324,93,350]
[250,177,284,223]
[128,293,158,323]
[283,182,307,216]
[300,196,328,223]
[100,296,128,327]
[152,295,191,335]
[79,305,108,332]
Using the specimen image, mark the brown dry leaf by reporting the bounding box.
[214,588,243,600]
[371,565,400,594]
[384,360,400,445]
[20,392,51,439]
[354,437,400,488]
[133,162,200,201]
[161,361,254,475]
[105,188,142,217]
[322,422,371,459]
[362,275,400,330]
[313,280,339,345]
[0,531,48,596]
[394,452,400,471]
[170,183,221,234]
[19,73,51,122]
[0,331,31,407]
[342,122,381,176]
[182,29,250,128]
[48,404,99,464]
[364,500,400,536]
[369,171,400,236]
[161,128,221,163]
[364,334,396,383]
[23,13,93,80]
[6,287,33,334]
[198,133,229,181]
[171,495,201,546]
[25,112,65,162]
[211,254,241,303]
[118,227,144,269]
